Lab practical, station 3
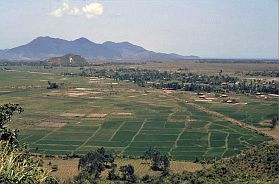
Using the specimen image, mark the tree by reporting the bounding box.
[161,155,170,176]
[151,151,162,171]
[47,81,59,89]
[77,147,116,180]
[271,116,278,129]
[142,146,158,160]
[78,151,105,179]
[143,147,171,176]
[0,104,23,144]
[107,163,119,180]
[120,164,136,183]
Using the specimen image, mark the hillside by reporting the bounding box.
[154,142,279,184]
[0,36,199,61]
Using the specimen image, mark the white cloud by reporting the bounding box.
[49,0,103,19]
[49,0,70,17]
[50,8,64,17]
[82,3,104,18]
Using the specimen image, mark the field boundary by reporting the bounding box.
[121,118,147,154]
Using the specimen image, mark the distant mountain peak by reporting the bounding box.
[73,37,93,44]
[0,36,199,61]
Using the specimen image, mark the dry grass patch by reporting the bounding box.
[113,112,133,116]
[37,122,66,128]
[44,158,204,181]
[65,89,103,97]
[87,113,108,118]
[195,99,213,102]
[87,97,104,99]
[60,113,85,117]
[75,88,93,91]
[66,91,91,97]
[105,82,118,85]
[171,160,204,173]
[163,90,173,94]
[44,92,61,96]
[44,158,79,181]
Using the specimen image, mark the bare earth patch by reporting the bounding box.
[114,112,133,116]
[87,113,108,118]
[44,92,61,96]
[87,97,104,99]
[60,113,85,117]
[37,122,66,128]
[66,91,91,97]
[65,90,103,97]
[195,99,213,102]
[75,88,93,91]
[163,90,173,94]
[105,82,118,85]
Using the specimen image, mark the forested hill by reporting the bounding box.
[44,54,88,67]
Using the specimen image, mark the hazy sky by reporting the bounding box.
[0,0,278,58]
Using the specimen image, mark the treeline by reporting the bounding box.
[196,59,279,64]
[80,68,279,94]
[245,70,279,77]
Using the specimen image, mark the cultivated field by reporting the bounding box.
[0,63,276,161]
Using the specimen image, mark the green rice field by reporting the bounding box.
[0,66,274,161]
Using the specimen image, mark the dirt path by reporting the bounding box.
[169,121,187,155]
[74,125,102,152]
[109,121,126,141]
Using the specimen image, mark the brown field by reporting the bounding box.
[44,158,205,181]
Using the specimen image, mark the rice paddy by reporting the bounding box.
[0,66,274,161]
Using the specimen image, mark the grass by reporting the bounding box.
[0,66,275,161]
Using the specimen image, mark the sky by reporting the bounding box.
[0,0,278,59]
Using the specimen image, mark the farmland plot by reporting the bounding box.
[0,66,273,161]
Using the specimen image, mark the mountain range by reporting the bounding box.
[0,36,199,61]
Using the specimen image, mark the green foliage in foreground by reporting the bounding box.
[0,141,58,183]
[0,104,57,183]
[0,104,23,144]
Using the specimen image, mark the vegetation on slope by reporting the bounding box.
[62,142,278,183]
[162,142,279,184]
